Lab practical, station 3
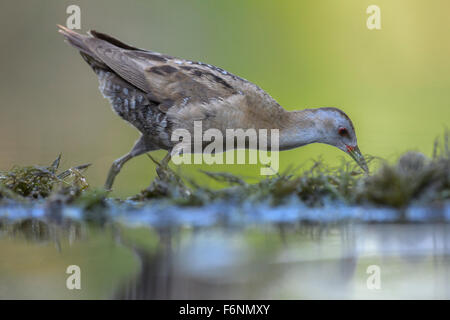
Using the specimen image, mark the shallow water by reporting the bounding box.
[2,198,449,226]
[1,200,450,299]
[115,224,450,299]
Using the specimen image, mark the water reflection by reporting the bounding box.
[114,223,450,299]
[1,201,450,299]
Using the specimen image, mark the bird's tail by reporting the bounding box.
[58,25,109,70]
[57,24,93,56]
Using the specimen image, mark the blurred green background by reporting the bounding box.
[1,0,449,197]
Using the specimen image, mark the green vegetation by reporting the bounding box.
[1,132,449,209]
[133,131,449,209]
[0,154,90,200]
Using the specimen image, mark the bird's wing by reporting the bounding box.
[83,32,250,114]
[84,36,152,93]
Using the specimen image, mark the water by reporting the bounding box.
[1,200,450,299]
[2,198,449,226]
[115,224,450,299]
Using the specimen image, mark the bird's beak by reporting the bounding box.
[346,145,369,173]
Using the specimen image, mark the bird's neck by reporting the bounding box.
[278,109,321,150]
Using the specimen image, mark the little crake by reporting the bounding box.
[58,25,368,190]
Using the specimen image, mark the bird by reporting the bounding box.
[58,25,368,190]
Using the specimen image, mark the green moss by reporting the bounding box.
[134,131,449,208]
[0,154,91,201]
[73,189,110,226]
[131,154,192,201]
[1,132,449,210]
[357,155,448,207]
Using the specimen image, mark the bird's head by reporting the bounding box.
[312,107,368,173]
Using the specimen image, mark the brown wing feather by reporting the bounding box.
[84,37,151,93]
[59,26,287,141]
[142,60,239,109]
[60,27,283,129]
[82,32,243,112]
[89,30,144,51]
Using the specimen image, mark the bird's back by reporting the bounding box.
[58,26,285,149]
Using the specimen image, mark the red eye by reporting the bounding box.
[338,127,348,136]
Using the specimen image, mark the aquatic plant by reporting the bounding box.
[0,155,90,201]
[355,131,449,208]
[1,131,449,209]
[136,131,449,208]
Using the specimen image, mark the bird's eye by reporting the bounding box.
[338,127,348,136]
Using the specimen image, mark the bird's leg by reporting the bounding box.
[154,150,173,179]
[104,153,133,191]
[104,135,157,191]
[160,151,172,168]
